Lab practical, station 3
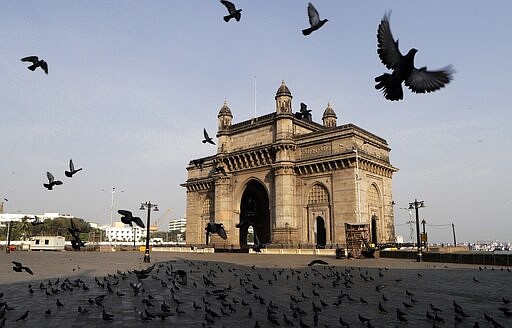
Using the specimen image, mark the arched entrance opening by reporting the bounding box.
[239,180,270,248]
[371,214,378,244]
[368,184,382,244]
[316,217,326,248]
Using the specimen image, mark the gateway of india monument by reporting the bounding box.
[182,81,398,252]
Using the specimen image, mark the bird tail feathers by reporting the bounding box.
[375,73,403,101]
[224,15,231,22]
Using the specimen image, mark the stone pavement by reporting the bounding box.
[1,251,511,327]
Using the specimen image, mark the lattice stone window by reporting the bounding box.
[202,198,213,215]
[307,184,329,205]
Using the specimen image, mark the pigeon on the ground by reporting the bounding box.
[375,12,454,101]
[15,310,29,321]
[220,0,242,22]
[21,56,48,74]
[65,159,82,177]
[307,259,328,266]
[202,128,216,145]
[43,171,63,190]
[302,3,328,36]
[118,210,145,228]
[12,261,34,275]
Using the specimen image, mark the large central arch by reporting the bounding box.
[239,180,270,248]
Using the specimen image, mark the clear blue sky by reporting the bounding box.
[1,1,511,243]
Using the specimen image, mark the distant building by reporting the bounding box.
[0,212,76,226]
[168,218,187,233]
[100,222,145,242]
[182,81,397,250]
[168,218,187,243]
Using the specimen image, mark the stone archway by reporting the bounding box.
[239,180,270,248]
[371,214,378,244]
[315,216,326,248]
[368,184,382,244]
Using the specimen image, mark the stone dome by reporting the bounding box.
[275,80,292,99]
[218,100,233,117]
[322,102,337,119]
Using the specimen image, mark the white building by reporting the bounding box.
[101,221,145,242]
[0,213,76,226]
[168,218,187,232]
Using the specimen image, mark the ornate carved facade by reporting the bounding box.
[182,81,398,249]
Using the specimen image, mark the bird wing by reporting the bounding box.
[121,216,132,225]
[377,12,403,70]
[118,209,133,218]
[132,217,145,229]
[24,266,34,275]
[12,261,23,267]
[69,159,74,172]
[70,219,78,232]
[405,65,454,93]
[307,3,320,26]
[217,225,228,240]
[220,0,236,13]
[203,128,210,140]
[46,171,54,183]
[40,61,48,74]
[21,56,39,63]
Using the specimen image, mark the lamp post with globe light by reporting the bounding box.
[409,199,425,262]
[140,201,159,263]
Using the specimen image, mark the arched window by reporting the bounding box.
[307,184,329,205]
[368,184,380,208]
[202,198,213,215]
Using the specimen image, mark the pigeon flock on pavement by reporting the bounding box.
[2,258,511,327]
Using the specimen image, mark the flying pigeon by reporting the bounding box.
[202,128,216,145]
[68,219,86,250]
[302,3,328,36]
[118,209,145,228]
[12,261,34,275]
[220,0,242,22]
[375,12,454,101]
[205,222,228,240]
[43,171,63,190]
[21,56,48,74]
[65,159,83,177]
[31,215,44,226]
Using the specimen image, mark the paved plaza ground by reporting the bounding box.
[1,250,511,327]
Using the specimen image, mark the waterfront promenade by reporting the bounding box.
[1,251,511,327]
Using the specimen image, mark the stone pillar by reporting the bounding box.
[211,174,235,247]
[184,190,202,245]
[272,164,298,246]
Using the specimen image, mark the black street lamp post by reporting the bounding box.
[140,201,159,263]
[133,226,136,250]
[409,199,425,262]
[421,219,427,251]
[6,221,12,254]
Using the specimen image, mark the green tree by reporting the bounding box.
[14,216,32,241]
